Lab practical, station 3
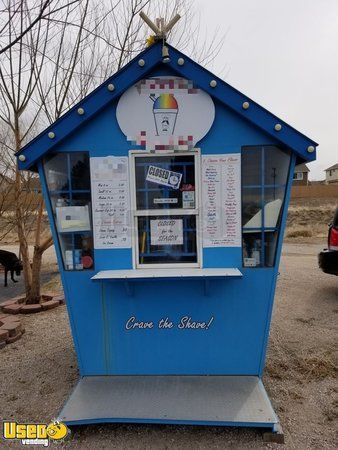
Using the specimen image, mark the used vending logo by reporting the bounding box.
[3,420,69,447]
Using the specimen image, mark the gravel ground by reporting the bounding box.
[0,242,337,449]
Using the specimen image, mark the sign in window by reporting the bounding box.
[131,151,200,267]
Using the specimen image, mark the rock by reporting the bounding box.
[6,331,22,344]
[1,298,19,307]
[1,322,22,336]
[20,304,42,314]
[53,295,65,304]
[1,296,25,308]
[11,296,26,304]
[0,329,9,342]
[0,314,10,320]
[42,292,60,301]
[41,300,60,311]
[2,304,22,314]
[0,340,6,349]
[2,315,21,322]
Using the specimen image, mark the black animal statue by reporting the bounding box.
[0,250,23,287]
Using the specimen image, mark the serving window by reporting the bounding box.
[130,151,201,268]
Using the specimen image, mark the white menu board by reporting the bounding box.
[90,156,131,249]
[202,154,241,247]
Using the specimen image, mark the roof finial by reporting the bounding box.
[140,12,180,63]
[139,12,181,41]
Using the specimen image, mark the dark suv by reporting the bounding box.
[318,206,338,275]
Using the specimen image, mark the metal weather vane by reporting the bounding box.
[139,12,181,40]
[139,11,181,61]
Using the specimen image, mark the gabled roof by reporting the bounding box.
[294,163,310,173]
[17,41,318,171]
[325,163,338,171]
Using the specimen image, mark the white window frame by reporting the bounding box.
[129,149,202,269]
[293,172,303,180]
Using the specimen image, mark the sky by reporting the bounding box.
[194,0,338,180]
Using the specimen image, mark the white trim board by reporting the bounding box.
[92,267,242,280]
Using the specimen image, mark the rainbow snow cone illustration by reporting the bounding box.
[150,94,178,136]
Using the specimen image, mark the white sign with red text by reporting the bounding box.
[202,154,241,247]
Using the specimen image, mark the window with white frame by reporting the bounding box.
[293,172,303,180]
[130,150,201,268]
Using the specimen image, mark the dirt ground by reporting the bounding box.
[0,241,337,449]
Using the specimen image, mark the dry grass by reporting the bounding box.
[285,198,337,241]
[267,351,337,382]
[298,353,338,381]
[286,227,313,238]
[42,273,62,293]
[266,332,338,382]
[295,317,316,325]
[323,398,338,422]
[266,319,338,383]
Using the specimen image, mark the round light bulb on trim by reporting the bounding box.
[307,145,315,153]
[274,123,282,131]
[138,59,145,67]
[107,83,115,91]
[210,80,217,88]
[77,107,85,115]
[177,58,185,66]
[48,132,55,139]
[242,101,250,109]
[18,154,26,162]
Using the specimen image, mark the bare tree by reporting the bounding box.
[0,0,61,303]
[0,0,225,304]
[0,0,81,55]
[37,0,225,124]
[0,126,16,242]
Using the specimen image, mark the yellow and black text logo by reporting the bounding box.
[3,420,69,446]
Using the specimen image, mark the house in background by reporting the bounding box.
[293,163,309,185]
[325,164,338,184]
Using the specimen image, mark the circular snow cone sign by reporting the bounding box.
[116,77,215,151]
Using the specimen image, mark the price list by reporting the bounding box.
[202,154,241,247]
[90,156,131,249]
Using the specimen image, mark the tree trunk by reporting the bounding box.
[25,236,53,304]
[26,246,42,304]
[14,137,53,304]
[14,167,33,298]
[25,198,53,304]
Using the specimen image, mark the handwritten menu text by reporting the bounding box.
[202,154,241,247]
[90,156,131,249]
